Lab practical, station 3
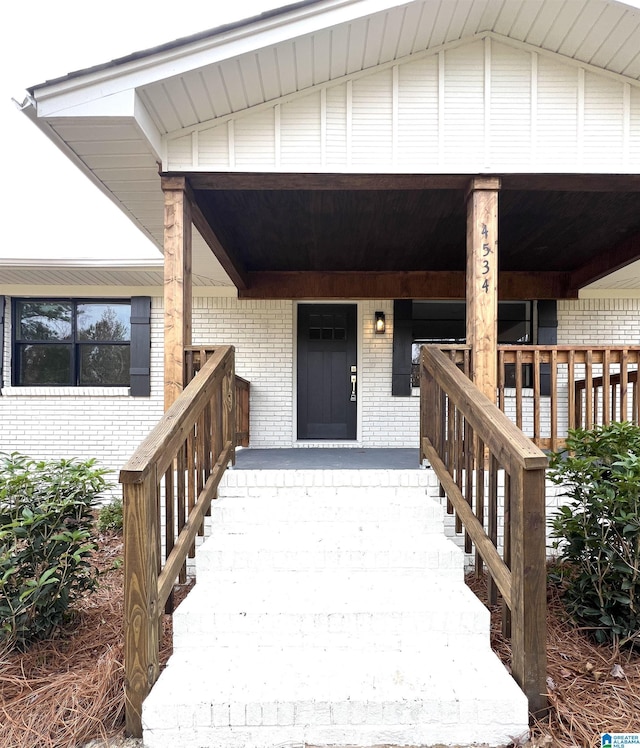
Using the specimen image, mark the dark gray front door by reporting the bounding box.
[297,304,357,440]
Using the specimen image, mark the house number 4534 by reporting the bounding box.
[481,223,492,293]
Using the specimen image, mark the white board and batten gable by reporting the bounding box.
[165,35,640,175]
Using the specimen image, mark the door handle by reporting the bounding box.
[350,373,357,402]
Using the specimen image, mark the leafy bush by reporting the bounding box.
[549,422,640,647]
[98,497,123,533]
[0,453,109,648]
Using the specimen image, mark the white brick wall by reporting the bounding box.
[558,298,640,345]
[0,298,165,496]
[2,295,638,487]
[360,300,419,447]
[192,297,294,448]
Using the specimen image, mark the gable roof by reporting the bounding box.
[18,0,640,293]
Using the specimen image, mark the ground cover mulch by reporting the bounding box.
[0,533,180,748]
[1,534,638,747]
[466,572,640,748]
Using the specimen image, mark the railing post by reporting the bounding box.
[224,348,236,464]
[510,465,548,716]
[420,349,434,464]
[123,465,160,737]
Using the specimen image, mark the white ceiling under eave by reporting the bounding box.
[24,0,640,291]
[138,0,640,136]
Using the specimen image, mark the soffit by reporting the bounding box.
[0,265,220,288]
[137,0,640,135]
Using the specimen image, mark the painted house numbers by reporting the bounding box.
[466,178,500,403]
[481,222,493,295]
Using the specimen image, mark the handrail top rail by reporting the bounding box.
[575,368,639,390]
[421,346,548,472]
[497,344,640,350]
[120,345,234,484]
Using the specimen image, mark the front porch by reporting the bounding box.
[232,447,420,469]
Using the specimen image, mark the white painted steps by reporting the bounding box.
[142,470,529,748]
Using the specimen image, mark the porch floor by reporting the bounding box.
[232,447,420,470]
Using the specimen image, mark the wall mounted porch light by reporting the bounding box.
[375,311,386,334]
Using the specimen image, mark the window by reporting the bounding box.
[392,299,556,396]
[13,300,131,387]
[409,301,532,387]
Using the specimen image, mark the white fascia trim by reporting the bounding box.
[39,88,137,118]
[21,88,163,165]
[30,0,411,118]
[0,258,163,268]
[134,93,163,160]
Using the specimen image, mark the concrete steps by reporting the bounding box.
[142,469,529,748]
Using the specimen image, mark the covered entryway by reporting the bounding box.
[297,303,357,440]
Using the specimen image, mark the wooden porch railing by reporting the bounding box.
[498,346,640,450]
[185,346,250,447]
[120,345,237,737]
[574,368,638,432]
[420,345,548,715]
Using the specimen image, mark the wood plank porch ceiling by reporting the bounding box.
[184,173,640,299]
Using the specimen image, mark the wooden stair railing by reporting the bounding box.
[420,345,548,715]
[185,346,250,447]
[120,345,237,737]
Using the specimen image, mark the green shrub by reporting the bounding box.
[548,422,640,647]
[98,497,123,533]
[0,453,109,649]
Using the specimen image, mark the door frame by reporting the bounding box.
[293,300,362,445]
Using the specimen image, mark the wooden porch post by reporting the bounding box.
[162,176,193,410]
[466,177,501,402]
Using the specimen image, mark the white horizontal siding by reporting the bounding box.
[165,37,640,174]
[280,92,322,169]
[325,84,347,169]
[199,125,230,169]
[396,57,439,170]
[632,87,640,166]
[536,56,578,170]
[443,41,484,171]
[234,110,276,168]
[166,134,192,170]
[583,72,624,171]
[351,69,393,169]
[490,42,531,170]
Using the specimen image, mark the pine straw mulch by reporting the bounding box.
[0,532,190,748]
[1,534,638,748]
[466,571,640,748]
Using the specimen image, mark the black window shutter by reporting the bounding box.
[0,296,4,391]
[130,297,151,397]
[537,300,557,396]
[392,300,413,396]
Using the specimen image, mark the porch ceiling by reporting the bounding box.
[187,173,640,298]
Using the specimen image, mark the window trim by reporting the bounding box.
[10,297,151,395]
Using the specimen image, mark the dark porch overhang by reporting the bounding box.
[171,172,640,300]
